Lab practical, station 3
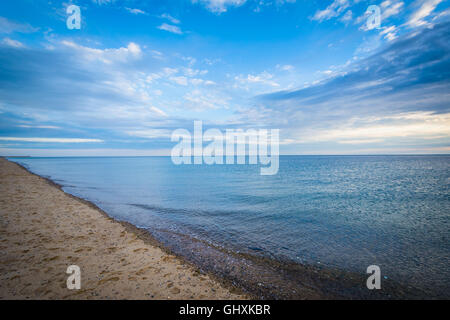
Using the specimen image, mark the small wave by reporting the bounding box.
[129,203,254,219]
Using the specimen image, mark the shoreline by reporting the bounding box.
[0,158,247,299]
[0,158,440,299]
[11,160,249,296]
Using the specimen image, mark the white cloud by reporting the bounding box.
[183,89,230,111]
[61,41,142,64]
[203,58,221,65]
[381,1,404,20]
[2,37,25,48]
[338,139,384,144]
[190,78,205,85]
[146,73,162,83]
[170,76,189,86]
[149,106,168,117]
[127,42,141,55]
[311,0,349,22]
[182,67,208,77]
[162,67,178,76]
[432,8,450,22]
[380,25,398,41]
[277,64,295,71]
[125,8,147,15]
[235,71,280,87]
[144,66,213,87]
[157,23,183,34]
[340,10,353,23]
[408,0,444,27]
[160,14,180,24]
[192,0,247,14]
[295,112,450,143]
[0,137,103,143]
[0,17,38,34]
[182,56,197,66]
[190,78,216,85]
[92,0,115,5]
[0,148,171,157]
[17,125,60,129]
[126,129,172,139]
[381,0,392,8]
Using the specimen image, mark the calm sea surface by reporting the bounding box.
[9,156,450,295]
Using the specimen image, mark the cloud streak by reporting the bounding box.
[193,0,247,13]
[157,23,183,34]
[0,137,103,143]
[408,0,444,27]
[311,0,349,22]
[0,16,38,34]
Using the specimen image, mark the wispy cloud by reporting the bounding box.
[340,10,353,23]
[311,0,349,22]
[2,37,25,48]
[17,125,60,129]
[125,7,147,15]
[277,64,295,71]
[408,0,444,27]
[160,13,180,24]
[157,23,183,34]
[192,0,247,14]
[0,137,103,143]
[0,148,171,157]
[61,41,142,63]
[149,106,168,117]
[380,25,398,41]
[183,89,231,111]
[0,16,38,34]
[126,129,172,139]
[304,112,450,143]
[235,71,280,88]
[381,0,404,20]
[92,0,116,5]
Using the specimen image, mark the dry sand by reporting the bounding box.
[0,158,246,300]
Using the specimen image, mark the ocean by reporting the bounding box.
[9,155,450,298]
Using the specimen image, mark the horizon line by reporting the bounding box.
[3,154,450,158]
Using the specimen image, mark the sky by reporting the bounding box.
[0,0,449,156]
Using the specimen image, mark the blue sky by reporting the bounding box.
[0,0,449,156]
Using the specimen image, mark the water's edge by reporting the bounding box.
[7,158,442,300]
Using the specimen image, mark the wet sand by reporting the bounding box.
[0,158,246,300]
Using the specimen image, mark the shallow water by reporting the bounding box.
[9,155,450,296]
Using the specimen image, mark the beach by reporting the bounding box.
[0,158,246,300]
[0,156,446,300]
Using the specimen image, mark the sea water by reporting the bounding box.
[9,155,450,296]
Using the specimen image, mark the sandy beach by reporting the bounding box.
[0,158,246,300]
